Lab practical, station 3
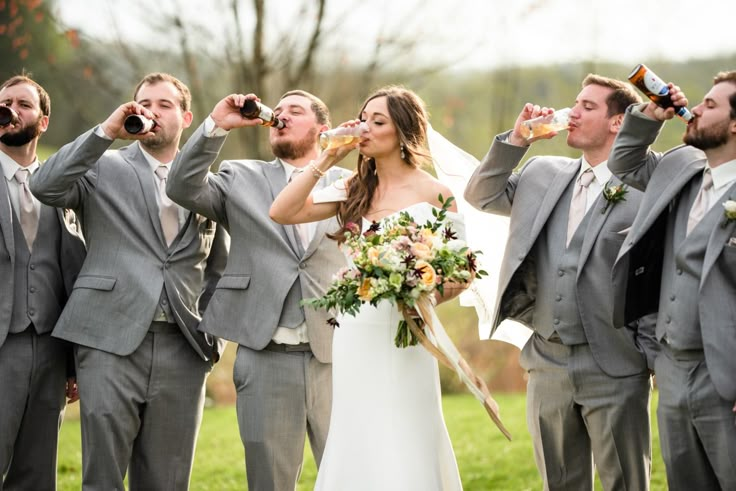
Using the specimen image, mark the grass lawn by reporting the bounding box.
[57,392,666,490]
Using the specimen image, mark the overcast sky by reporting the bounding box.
[56,0,735,72]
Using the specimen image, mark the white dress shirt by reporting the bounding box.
[0,149,41,222]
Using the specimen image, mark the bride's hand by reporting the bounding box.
[312,119,364,172]
[434,278,471,305]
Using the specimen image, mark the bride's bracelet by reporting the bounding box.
[309,161,326,179]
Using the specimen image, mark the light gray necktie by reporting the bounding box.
[14,168,38,250]
[566,168,595,246]
[686,170,713,235]
[289,169,310,250]
[154,165,179,246]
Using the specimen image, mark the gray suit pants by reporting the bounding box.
[655,344,736,491]
[234,345,332,491]
[75,323,211,491]
[0,330,67,491]
[520,334,652,491]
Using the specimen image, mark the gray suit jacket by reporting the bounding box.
[0,189,85,347]
[29,128,228,361]
[464,132,656,376]
[167,123,350,363]
[610,108,736,400]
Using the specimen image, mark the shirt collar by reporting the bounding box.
[579,156,612,186]
[280,160,309,182]
[0,148,40,182]
[140,146,171,172]
[707,159,736,193]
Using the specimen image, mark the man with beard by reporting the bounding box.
[30,72,228,490]
[166,91,351,490]
[465,75,656,490]
[610,71,736,490]
[0,75,85,490]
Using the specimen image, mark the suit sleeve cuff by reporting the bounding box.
[204,116,230,138]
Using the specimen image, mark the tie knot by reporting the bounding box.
[14,168,30,184]
[155,165,169,180]
[579,169,595,188]
[289,168,303,182]
[702,170,713,191]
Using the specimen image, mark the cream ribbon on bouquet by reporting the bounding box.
[400,297,512,441]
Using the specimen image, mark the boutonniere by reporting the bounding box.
[721,199,736,228]
[601,182,628,213]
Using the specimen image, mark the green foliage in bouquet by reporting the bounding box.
[303,195,487,348]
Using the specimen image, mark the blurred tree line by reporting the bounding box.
[2,0,734,397]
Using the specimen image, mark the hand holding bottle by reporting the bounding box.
[210,94,267,131]
[642,83,689,122]
[313,120,363,171]
[100,102,157,140]
[628,64,692,122]
[510,103,564,146]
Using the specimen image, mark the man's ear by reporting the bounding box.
[38,114,50,134]
[610,113,624,134]
[182,110,194,129]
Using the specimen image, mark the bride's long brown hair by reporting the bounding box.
[331,86,431,243]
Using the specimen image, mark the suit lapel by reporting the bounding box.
[628,160,705,249]
[262,160,303,257]
[530,159,580,241]
[702,182,736,287]
[578,176,620,271]
[0,181,15,260]
[120,143,168,248]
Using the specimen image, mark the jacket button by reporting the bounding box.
[299,263,307,269]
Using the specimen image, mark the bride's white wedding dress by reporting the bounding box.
[313,201,463,491]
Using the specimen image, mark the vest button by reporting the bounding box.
[29,263,35,270]
[557,270,564,277]
[299,262,307,269]
[555,294,562,302]
[676,269,682,275]
[669,294,675,301]
[29,286,36,293]
[553,318,560,325]
[28,309,35,316]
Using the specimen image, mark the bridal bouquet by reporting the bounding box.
[304,196,486,348]
[304,197,512,440]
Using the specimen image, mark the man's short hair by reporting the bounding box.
[582,74,642,117]
[0,75,51,116]
[133,73,191,112]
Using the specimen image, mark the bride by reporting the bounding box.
[270,86,467,490]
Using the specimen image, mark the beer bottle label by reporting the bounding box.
[643,75,669,96]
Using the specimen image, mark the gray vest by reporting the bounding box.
[10,206,65,334]
[657,174,719,349]
[532,178,589,345]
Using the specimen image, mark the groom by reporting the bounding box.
[465,74,656,490]
[167,90,351,490]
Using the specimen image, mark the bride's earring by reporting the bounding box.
[400,144,406,160]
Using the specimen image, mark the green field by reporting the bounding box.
[57,393,667,490]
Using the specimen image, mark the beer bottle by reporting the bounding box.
[628,64,692,121]
[240,99,285,129]
[124,114,157,134]
[319,122,368,150]
[0,105,19,127]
